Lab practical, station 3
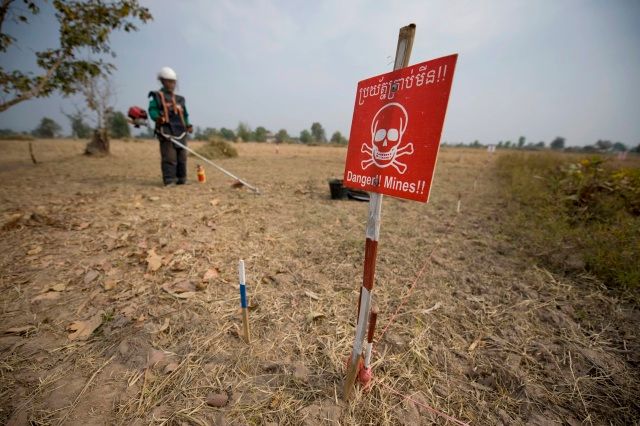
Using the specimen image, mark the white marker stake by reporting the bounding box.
[343,23,416,400]
[239,260,250,344]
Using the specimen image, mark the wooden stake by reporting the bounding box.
[239,260,250,344]
[28,141,37,164]
[343,23,416,400]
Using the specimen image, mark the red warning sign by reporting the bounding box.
[343,54,457,202]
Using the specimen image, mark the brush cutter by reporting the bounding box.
[127,106,259,193]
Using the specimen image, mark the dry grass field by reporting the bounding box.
[0,139,638,425]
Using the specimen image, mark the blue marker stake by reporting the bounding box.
[239,260,250,343]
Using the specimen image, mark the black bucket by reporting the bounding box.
[328,178,347,200]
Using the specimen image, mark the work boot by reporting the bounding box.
[164,181,177,187]
[177,179,189,185]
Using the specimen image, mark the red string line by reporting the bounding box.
[380,381,470,426]
[377,157,490,340]
[371,157,490,425]
[377,216,457,341]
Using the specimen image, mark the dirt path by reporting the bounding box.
[1,140,638,425]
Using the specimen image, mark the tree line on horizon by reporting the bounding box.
[1,116,350,146]
[0,113,131,140]
[443,136,640,153]
[4,119,639,154]
[191,121,348,145]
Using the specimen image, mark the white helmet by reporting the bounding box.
[158,66,177,81]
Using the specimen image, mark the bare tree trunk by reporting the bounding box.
[85,128,110,156]
[80,75,113,156]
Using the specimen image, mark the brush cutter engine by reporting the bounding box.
[127,106,148,128]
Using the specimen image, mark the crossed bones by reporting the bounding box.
[361,141,414,174]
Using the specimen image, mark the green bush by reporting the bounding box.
[496,153,640,292]
[194,136,238,159]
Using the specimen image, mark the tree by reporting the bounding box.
[254,126,268,142]
[535,141,545,149]
[518,136,526,149]
[310,122,327,143]
[612,142,628,152]
[64,110,92,138]
[80,74,114,155]
[550,137,565,150]
[32,117,62,138]
[108,111,131,139]
[330,131,348,145]
[0,1,152,113]
[300,129,312,144]
[631,144,640,153]
[497,141,504,148]
[275,129,289,143]
[219,128,236,141]
[236,122,252,142]
[204,128,219,140]
[504,140,512,149]
[595,139,613,151]
[195,127,219,141]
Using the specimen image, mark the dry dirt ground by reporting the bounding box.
[0,139,638,425]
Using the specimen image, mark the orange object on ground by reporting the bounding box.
[197,164,206,183]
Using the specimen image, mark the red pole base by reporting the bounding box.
[358,367,373,391]
[345,356,374,391]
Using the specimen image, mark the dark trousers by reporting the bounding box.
[159,137,187,184]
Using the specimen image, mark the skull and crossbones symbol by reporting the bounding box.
[361,102,414,174]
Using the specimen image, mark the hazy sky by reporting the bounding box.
[1,0,639,146]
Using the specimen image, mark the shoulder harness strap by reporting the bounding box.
[157,91,169,123]
[172,93,186,127]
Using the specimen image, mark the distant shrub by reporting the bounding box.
[497,153,640,292]
[195,137,238,159]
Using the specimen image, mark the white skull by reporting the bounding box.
[370,103,408,167]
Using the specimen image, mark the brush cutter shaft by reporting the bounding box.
[158,130,260,193]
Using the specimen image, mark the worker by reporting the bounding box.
[148,67,193,186]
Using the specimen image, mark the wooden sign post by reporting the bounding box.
[342,23,458,399]
[343,24,417,400]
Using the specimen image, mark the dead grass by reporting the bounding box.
[0,141,638,425]
[195,137,238,160]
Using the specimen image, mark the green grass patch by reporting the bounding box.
[496,152,640,292]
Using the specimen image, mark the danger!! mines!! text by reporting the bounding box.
[345,171,426,195]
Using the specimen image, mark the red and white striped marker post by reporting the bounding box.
[343,24,416,400]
